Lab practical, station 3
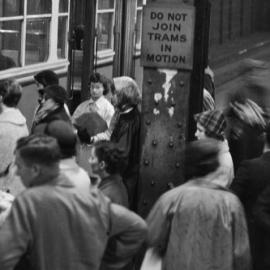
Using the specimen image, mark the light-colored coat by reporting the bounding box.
[0,107,28,173]
[147,180,251,270]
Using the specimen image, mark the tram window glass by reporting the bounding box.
[0,0,23,17]
[97,0,115,52]
[27,0,52,15]
[135,0,146,50]
[25,19,50,65]
[59,0,69,13]
[57,16,68,59]
[0,21,21,69]
[98,0,114,10]
[0,0,70,73]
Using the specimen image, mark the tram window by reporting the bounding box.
[0,21,21,70]
[27,0,52,15]
[98,0,114,10]
[57,16,68,59]
[25,19,50,65]
[0,0,23,17]
[137,0,143,6]
[59,0,69,13]
[96,0,115,53]
[0,0,70,74]
[135,0,146,51]
[97,13,114,51]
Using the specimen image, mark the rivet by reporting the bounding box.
[148,79,152,85]
[151,181,155,186]
[177,122,182,128]
[144,159,149,166]
[169,142,174,148]
[146,120,151,125]
[152,139,158,146]
[180,81,185,87]
[143,200,147,205]
[175,162,180,168]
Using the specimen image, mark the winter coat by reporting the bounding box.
[231,151,270,270]
[111,106,141,210]
[207,139,234,187]
[147,180,251,270]
[31,106,71,134]
[0,107,28,173]
[99,174,129,208]
[0,174,147,270]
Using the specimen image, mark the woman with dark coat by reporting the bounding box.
[110,76,141,210]
[31,85,71,134]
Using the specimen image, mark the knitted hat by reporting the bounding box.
[43,85,68,104]
[194,110,226,140]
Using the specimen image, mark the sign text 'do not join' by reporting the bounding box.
[141,4,195,70]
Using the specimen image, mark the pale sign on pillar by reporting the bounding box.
[141,4,195,69]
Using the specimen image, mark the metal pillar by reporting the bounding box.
[137,0,210,217]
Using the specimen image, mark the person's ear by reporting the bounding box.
[99,160,106,171]
[31,164,41,178]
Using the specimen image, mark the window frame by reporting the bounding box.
[0,0,69,81]
[134,0,147,55]
[95,0,116,63]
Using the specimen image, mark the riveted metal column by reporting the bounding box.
[137,0,210,217]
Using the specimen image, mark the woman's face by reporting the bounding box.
[90,82,104,101]
[195,123,207,140]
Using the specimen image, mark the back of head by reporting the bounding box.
[185,138,220,179]
[43,85,68,105]
[113,76,141,108]
[0,79,22,107]
[94,141,127,174]
[16,135,61,166]
[44,120,77,158]
[34,70,59,87]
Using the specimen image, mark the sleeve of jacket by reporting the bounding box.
[230,160,250,201]
[101,203,147,270]
[231,196,251,270]
[146,194,174,256]
[253,185,270,231]
[0,196,32,270]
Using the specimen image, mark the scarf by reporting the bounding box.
[33,98,60,126]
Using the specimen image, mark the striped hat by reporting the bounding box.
[194,110,226,140]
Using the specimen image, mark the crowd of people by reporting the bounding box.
[0,64,270,270]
